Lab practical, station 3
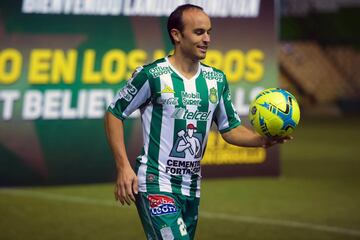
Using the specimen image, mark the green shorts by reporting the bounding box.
[135,191,200,240]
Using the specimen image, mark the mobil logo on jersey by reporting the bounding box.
[148,195,177,216]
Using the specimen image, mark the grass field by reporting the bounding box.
[1,116,360,240]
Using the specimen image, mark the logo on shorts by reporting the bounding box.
[148,195,177,216]
[160,226,174,240]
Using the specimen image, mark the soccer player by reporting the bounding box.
[105,4,289,240]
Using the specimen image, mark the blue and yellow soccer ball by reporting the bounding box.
[249,88,300,137]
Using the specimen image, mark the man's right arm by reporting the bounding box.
[104,112,138,205]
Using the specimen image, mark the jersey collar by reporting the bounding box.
[165,57,201,81]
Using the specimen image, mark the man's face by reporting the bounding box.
[187,128,194,137]
[177,9,211,60]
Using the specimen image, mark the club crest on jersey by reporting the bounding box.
[148,195,177,216]
[209,87,218,104]
[147,174,155,182]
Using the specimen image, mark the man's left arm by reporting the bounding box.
[221,125,292,148]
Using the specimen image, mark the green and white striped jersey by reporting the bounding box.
[108,57,241,197]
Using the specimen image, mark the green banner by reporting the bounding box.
[0,0,278,185]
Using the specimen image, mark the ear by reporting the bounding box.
[170,28,182,44]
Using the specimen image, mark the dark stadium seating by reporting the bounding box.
[279,41,360,108]
[325,46,360,93]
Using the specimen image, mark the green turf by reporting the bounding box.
[1,116,360,240]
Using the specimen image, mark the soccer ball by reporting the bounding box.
[249,88,300,137]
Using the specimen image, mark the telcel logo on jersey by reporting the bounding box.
[148,195,177,216]
[171,108,211,121]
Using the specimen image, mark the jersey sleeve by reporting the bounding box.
[107,66,151,120]
[214,75,241,133]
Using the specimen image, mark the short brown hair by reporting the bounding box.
[167,4,204,45]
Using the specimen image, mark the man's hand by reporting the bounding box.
[262,135,293,148]
[222,125,293,148]
[114,163,138,206]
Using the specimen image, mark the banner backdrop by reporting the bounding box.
[0,0,278,185]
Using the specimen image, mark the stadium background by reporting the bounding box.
[1,0,360,239]
[0,0,278,185]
